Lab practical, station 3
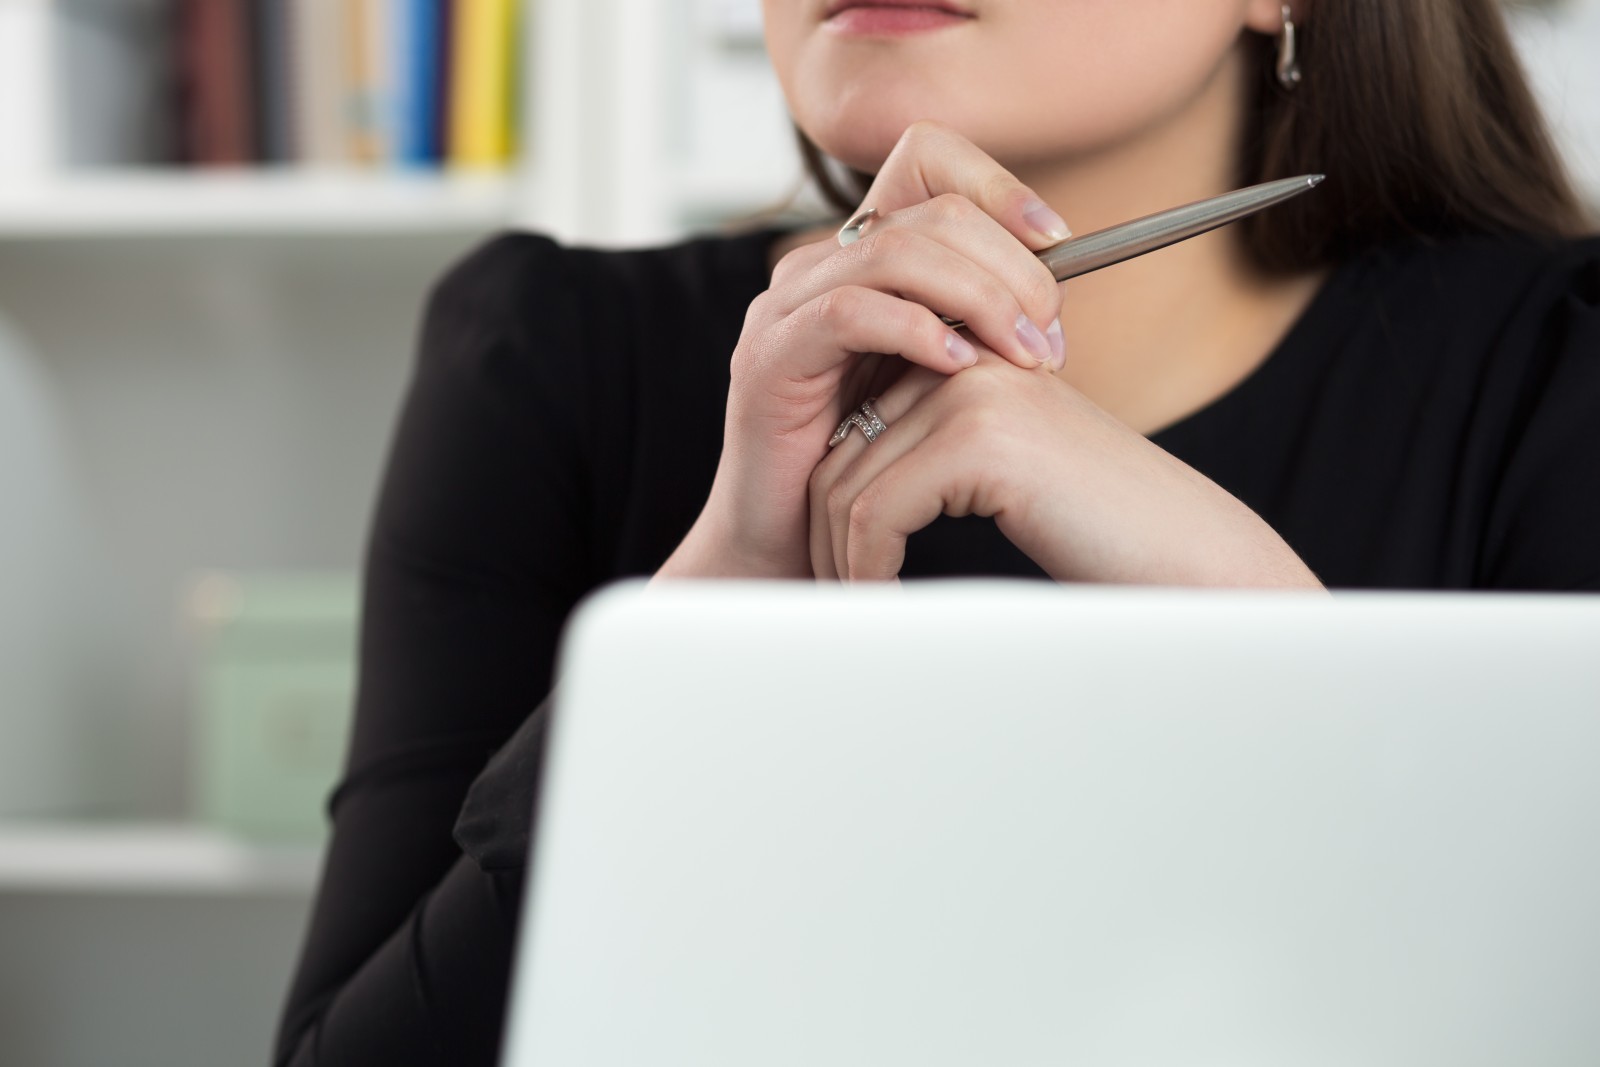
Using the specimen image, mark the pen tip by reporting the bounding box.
[1308,174,1326,187]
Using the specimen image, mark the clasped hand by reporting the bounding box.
[659,120,1322,589]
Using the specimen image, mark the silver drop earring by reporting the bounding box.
[1277,4,1303,90]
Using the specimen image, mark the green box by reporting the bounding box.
[190,572,359,841]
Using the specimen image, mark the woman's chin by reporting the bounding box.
[799,111,943,175]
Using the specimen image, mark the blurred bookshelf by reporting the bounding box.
[0,821,319,895]
[0,0,805,246]
[0,170,522,238]
[0,2,797,1059]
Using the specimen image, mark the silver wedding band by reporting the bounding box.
[837,207,880,247]
[829,398,888,448]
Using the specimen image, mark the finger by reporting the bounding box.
[816,359,946,481]
[844,441,969,582]
[814,364,940,581]
[773,284,979,382]
[824,400,935,583]
[790,222,1062,370]
[766,233,841,295]
[852,120,1069,368]
[808,462,841,582]
[821,370,949,580]
[860,119,1072,250]
[892,192,1066,367]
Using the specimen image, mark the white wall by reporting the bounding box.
[1508,0,1600,205]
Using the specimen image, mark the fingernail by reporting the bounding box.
[947,332,978,367]
[1015,313,1053,365]
[1046,318,1065,370]
[1022,198,1071,242]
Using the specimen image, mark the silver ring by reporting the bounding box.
[828,398,889,447]
[837,207,880,247]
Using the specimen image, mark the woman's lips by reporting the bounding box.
[823,4,974,37]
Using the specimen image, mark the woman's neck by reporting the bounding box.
[1004,44,1329,434]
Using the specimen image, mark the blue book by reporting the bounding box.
[395,0,444,166]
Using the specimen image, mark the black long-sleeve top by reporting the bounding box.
[274,223,1600,1065]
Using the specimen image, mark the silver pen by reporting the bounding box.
[939,174,1325,329]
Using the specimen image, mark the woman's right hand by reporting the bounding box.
[655,120,1072,580]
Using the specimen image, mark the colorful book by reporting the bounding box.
[432,0,455,161]
[394,0,447,166]
[181,0,255,165]
[253,0,296,164]
[446,0,518,169]
[343,0,396,164]
[288,0,349,165]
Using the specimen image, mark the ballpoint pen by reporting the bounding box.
[934,174,1325,330]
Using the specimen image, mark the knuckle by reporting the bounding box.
[847,490,881,539]
[853,227,912,267]
[770,246,808,287]
[984,171,1025,209]
[826,477,856,519]
[728,332,772,387]
[895,296,932,339]
[1025,268,1062,321]
[926,192,976,229]
[743,288,775,325]
[812,286,863,330]
[973,272,1018,321]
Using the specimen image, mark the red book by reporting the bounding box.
[180,0,256,165]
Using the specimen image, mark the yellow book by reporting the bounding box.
[447,0,518,168]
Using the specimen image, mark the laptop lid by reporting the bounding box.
[503,582,1600,1066]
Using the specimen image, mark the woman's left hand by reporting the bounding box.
[808,341,1326,588]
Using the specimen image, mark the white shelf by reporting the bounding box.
[0,821,321,895]
[0,170,523,239]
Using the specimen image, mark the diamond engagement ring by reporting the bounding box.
[836,207,880,247]
[829,398,888,447]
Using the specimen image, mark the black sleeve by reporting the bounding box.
[274,233,600,1066]
[1480,247,1600,591]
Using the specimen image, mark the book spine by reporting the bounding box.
[183,0,256,166]
[431,0,454,162]
[224,0,258,164]
[395,0,443,166]
[344,0,379,164]
[288,0,346,165]
[446,0,517,169]
[371,0,398,163]
[255,0,295,165]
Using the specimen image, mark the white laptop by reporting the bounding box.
[502,581,1600,1066]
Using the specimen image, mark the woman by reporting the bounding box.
[275,1,1599,1063]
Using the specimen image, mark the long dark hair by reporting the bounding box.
[794,0,1593,273]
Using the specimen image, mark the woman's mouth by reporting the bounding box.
[823,1,975,37]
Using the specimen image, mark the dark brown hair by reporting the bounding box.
[795,0,1594,273]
